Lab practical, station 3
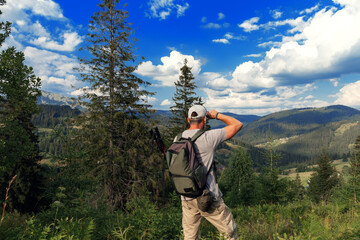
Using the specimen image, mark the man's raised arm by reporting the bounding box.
[207,110,243,140]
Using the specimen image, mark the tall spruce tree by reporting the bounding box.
[170,59,202,137]
[308,150,339,203]
[350,135,360,203]
[219,148,257,206]
[74,0,158,209]
[0,1,43,212]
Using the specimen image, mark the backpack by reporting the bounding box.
[166,130,211,198]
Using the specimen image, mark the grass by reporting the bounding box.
[37,128,54,133]
[281,159,350,187]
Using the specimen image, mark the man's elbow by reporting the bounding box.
[225,122,243,140]
[235,122,243,133]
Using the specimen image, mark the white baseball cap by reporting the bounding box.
[188,105,207,120]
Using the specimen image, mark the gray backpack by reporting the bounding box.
[166,130,210,197]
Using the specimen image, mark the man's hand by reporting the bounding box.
[206,109,218,119]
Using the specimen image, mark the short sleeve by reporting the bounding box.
[205,128,227,149]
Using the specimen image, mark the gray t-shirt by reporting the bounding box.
[175,128,227,201]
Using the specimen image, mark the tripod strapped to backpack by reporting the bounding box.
[149,127,166,198]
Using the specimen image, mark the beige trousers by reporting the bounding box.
[181,198,238,240]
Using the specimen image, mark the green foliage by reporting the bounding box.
[112,194,182,239]
[169,59,202,137]
[21,217,95,240]
[349,134,360,204]
[0,26,43,212]
[308,150,339,203]
[219,148,258,206]
[73,0,158,210]
[0,0,11,45]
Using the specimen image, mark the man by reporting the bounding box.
[178,105,243,240]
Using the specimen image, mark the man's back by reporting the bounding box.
[176,105,242,240]
[178,128,226,201]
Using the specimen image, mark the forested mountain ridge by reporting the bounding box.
[237,105,360,159]
[150,110,260,127]
[32,103,360,162]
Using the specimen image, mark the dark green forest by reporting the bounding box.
[1,0,360,239]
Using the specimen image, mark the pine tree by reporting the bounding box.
[74,0,158,209]
[295,173,305,200]
[169,59,202,137]
[350,135,360,203]
[258,124,285,204]
[0,0,10,45]
[308,150,339,203]
[0,3,43,212]
[219,148,257,206]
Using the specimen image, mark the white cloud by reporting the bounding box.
[207,0,360,93]
[245,53,262,57]
[202,84,327,115]
[202,23,222,29]
[263,17,306,33]
[218,12,225,20]
[160,99,172,106]
[1,0,83,53]
[201,16,207,23]
[224,32,245,40]
[24,46,82,92]
[334,80,360,107]
[330,78,339,87]
[212,39,229,44]
[176,3,189,17]
[148,0,189,20]
[270,9,283,19]
[238,17,260,32]
[30,32,82,52]
[257,41,282,48]
[140,95,158,104]
[300,4,320,15]
[135,50,202,87]
[1,0,65,22]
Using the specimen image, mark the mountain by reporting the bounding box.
[150,110,260,127]
[237,105,360,159]
[38,91,84,110]
[38,92,260,126]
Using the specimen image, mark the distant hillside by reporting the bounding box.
[150,110,260,127]
[32,104,81,128]
[32,104,82,157]
[237,105,360,159]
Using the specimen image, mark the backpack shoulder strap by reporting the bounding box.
[175,133,183,142]
[190,129,206,142]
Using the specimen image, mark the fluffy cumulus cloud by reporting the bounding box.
[1,0,64,22]
[202,84,328,115]
[136,50,202,87]
[334,80,360,107]
[160,99,172,106]
[147,0,190,20]
[30,32,82,52]
[24,46,82,92]
[211,32,245,44]
[208,0,360,93]
[1,0,84,94]
[201,0,360,113]
[238,17,260,32]
[2,0,82,52]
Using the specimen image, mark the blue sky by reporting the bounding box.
[1,0,360,115]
